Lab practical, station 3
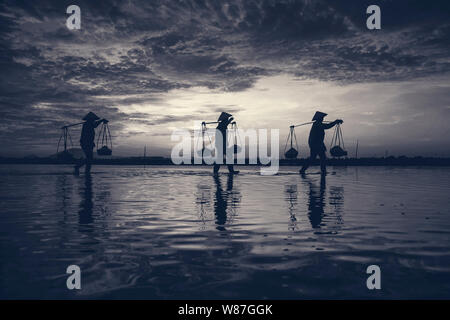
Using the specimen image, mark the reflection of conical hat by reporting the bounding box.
[217,112,232,122]
[82,112,100,121]
[312,111,327,121]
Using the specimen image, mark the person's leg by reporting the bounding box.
[74,148,87,174]
[299,161,308,174]
[74,159,82,174]
[227,164,239,174]
[225,143,239,174]
[318,150,327,174]
[74,162,81,175]
[85,148,93,174]
[213,164,220,174]
[300,149,316,174]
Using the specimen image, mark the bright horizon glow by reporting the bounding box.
[104,74,450,158]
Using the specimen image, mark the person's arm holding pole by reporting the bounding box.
[322,119,343,129]
[94,118,108,128]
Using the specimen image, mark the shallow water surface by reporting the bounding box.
[1,165,450,299]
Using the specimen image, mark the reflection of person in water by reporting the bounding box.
[213,173,239,231]
[306,175,326,229]
[79,174,94,226]
[214,174,227,231]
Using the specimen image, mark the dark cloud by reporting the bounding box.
[0,0,449,155]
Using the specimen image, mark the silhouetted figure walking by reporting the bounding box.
[74,112,108,175]
[300,111,343,175]
[213,112,239,175]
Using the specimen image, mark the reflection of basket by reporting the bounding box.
[97,146,112,156]
[285,147,298,159]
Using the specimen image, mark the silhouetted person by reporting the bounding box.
[74,112,108,175]
[213,112,239,175]
[300,111,343,175]
[307,175,326,229]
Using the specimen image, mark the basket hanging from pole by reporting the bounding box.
[97,122,113,156]
[197,122,215,158]
[56,126,76,161]
[284,126,299,159]
[329,123,347,157]
[231,122,242,154]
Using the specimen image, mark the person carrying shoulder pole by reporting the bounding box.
[74,112,108,175]
[299,111,343,176]
[213,112,239,175]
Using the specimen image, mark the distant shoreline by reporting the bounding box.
[1,156,450,166]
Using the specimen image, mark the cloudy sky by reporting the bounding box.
[0,0,449,157]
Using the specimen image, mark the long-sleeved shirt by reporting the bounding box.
[215,118,233,153]
[308,121,337,151]
[80,120,103,149]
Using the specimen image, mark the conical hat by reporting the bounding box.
[83,112,100,121]
[217,112,232,122]
[312,111,327,121]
